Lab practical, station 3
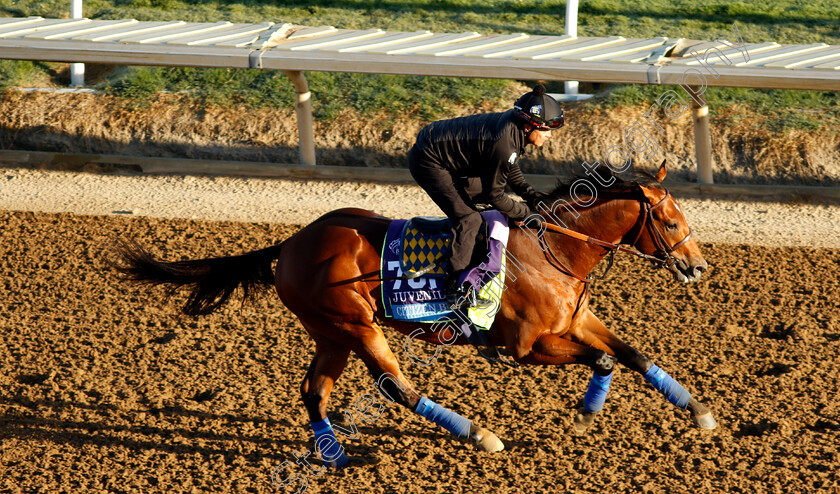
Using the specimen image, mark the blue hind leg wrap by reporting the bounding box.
[310,418,349,468]
[414,397,472,438]
[644,364,692,409]
[583,371,613,413]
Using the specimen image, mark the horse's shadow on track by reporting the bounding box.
[0,395,307,460]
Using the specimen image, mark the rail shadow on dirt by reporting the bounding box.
[1,210,838,493]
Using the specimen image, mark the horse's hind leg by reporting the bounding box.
[351,323,505,453]
[299,337,352,468]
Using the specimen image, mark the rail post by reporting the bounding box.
[691,98,714,184]
[70,0,84,87]
[564,0,579,96]
[282,70,316,166]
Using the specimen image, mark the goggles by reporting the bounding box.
[517,108,565,130]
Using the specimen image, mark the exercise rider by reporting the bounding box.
[408,84,565,309]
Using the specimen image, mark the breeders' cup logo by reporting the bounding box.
[530,105,543,118]
[389,239,400,254]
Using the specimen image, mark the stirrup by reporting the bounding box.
[447,284,493,311]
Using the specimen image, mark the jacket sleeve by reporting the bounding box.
[482,140,531,221]
[506,160,535,198]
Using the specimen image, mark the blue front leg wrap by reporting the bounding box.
[414,397,472,438]
[310,418,350,468]
[644,364,692,409]
[583,371,613,413]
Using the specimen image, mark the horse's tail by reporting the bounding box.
[110,237,285,316]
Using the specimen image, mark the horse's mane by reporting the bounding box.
[530,168,663,209]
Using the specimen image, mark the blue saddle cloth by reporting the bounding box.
[380,211,509,328]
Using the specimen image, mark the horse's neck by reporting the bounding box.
[559,197,637,241]
[543,197,639,272]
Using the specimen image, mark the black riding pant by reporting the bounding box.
[408,150,485,273]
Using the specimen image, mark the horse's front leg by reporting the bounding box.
[506,325,619,432]
[572,310,717,433]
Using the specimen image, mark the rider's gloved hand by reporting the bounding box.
[522,209,543,228]
[520,186,538,204]
[521,187,550,208]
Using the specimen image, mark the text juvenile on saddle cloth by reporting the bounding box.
[380,210,510,330]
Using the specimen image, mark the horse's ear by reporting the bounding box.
[640,185,661,203]
[656,159,667,183]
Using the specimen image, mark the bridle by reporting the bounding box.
[516,188,692,283]
[628,188,692,271]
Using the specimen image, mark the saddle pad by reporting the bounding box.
[380,210,510,329]
[399,217,486,276]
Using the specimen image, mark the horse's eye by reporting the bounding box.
[666,222,678,231]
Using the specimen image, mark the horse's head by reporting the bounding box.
[628,162,708,283]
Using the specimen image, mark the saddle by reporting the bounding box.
[381,212,504,323]
[399,217,487,277]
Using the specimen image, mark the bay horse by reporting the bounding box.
[111,162,717,468]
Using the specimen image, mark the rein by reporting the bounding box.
[515,189,692,282]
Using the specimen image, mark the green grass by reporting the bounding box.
[590,84,840,131]
[0,59,46,86]
[2,0,839,130]
[104,66,513,121]
[6,0,840,43]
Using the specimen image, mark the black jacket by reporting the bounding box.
[410,109,533,220]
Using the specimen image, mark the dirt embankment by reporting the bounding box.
[2,91,839,186]
[1,210,839,493]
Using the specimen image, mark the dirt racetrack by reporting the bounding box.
[1,209,839,494]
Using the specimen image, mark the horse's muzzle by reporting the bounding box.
[671,258,708,283]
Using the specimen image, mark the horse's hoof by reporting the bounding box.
[573,407,597,435]
[324,452,351,468]
[688,399,718,430]
[692,411,718,430]
[471,427,504,452]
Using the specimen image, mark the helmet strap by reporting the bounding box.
[523,122,540,138]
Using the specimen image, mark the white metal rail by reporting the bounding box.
[1,16,839,179]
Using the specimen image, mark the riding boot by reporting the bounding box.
[444,269,466,309]
[445,269,493,311]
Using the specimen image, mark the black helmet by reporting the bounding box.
[514,84,565,130]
